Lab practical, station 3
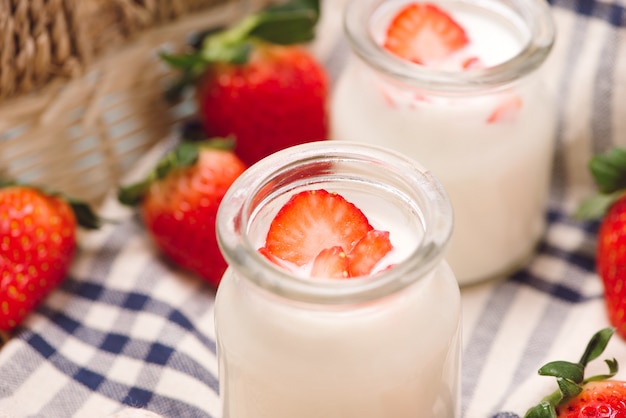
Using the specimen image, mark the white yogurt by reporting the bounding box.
[331,0,556,284]
[215,141,462,418]
[216,262,461,418]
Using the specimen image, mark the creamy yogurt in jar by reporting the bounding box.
[216,141,461,417]
[331,0,556,285]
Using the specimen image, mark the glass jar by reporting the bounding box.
[215,141,461,418]
[331,0,556,285]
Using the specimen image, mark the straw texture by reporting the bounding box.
[0,0,247,205]
[0,0,242,99]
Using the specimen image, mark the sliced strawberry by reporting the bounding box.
[261,189,373,266]
[259,246,283,266]
[461,56,484,70]
[311,246,350,279]
[383,3,469,65]
[348,229,393,277]
[487,95,523,124]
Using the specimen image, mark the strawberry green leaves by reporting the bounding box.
[523,328,617,418]
[577,147,626,219]
[589,148,626,194]
[249,0,320,45]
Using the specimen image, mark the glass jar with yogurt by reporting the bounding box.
[215,141,461,418]
[331,0,556,285]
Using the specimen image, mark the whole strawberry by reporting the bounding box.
[162,0,329,167]
[577,147,626,340]
[118,139,247,287]
[524,328,625,418]
[0,182,99,331]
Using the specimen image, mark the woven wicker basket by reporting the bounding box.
[0,0,270,205]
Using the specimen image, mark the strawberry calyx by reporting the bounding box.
[117,137,235,206]
[524,328,618,418]
[576,147,626,220]
[161,0,320,99]
[0,179,101,230]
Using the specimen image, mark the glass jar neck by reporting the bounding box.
[344,0,555,94]
[216,141,454,306]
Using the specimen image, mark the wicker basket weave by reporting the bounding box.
[0,0,266,205]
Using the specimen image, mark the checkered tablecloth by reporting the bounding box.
[1,1,626,417]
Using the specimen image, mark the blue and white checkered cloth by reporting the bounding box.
[1,1,626,417]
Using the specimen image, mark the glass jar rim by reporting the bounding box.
[216,141,454,305]
[344,0,556,93]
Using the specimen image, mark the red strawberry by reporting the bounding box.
[311,246,349,279]
[597,199,626,340]
[487,95,523,124]
[162,0,329,167]
[118,140,247,287]
[0,183,99,331]
[260,189,394,278]
[576,148,626,340]
[348,230,393,277]
[555,381,626,417]
[263,189,373,266]
[383,2,469,65]
[523,328,626,418]
[461,56,484,70]
[196,46,328,166]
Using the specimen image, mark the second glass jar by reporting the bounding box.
[331,0,557,285]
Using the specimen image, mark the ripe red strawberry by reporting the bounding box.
[577,147,626,340]
[118,140,247,287]
[0,183,99,331]
[555,381,626,417]
[162,0,329,167]
[348,229,393,277]
[523,328,626,418]
[195,46,328,166]
[383,2,469,65]
[487,95,523,124]
[597,198,626,340]
[260,189,393,278]
[311,246,349,279]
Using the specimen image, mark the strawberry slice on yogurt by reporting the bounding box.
[260,189,393,278]
[383,2,469,65]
